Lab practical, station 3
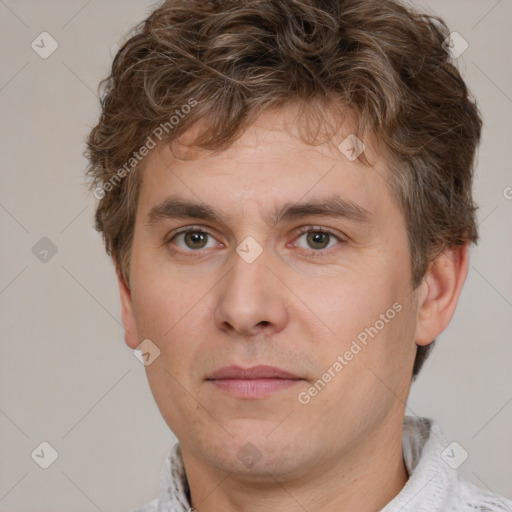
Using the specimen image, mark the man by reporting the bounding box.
[86,0,511,510]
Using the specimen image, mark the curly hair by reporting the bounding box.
[85,0,482,377]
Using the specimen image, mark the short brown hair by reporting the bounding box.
[85,0,482,377]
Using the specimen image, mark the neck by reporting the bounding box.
[182,414,409,512]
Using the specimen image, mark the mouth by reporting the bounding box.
[206,365,304,399]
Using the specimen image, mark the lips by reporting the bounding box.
[206,365,303,398]
[207,365,300,380]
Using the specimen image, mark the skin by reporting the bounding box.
[118,105,468,512]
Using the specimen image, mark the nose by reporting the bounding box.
[213,248,289,338]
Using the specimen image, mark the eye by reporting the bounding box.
[165,226,344,255]
[167,228,219,251]
[294,227,344,251]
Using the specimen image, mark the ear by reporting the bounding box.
[117,272,140,349]
[415,243,469,347]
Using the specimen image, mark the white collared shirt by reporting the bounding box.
[130,416,512,512]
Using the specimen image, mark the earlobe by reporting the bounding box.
[415,244,469,347]
[117,273,140,349]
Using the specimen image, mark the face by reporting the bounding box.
[121,106,422,480]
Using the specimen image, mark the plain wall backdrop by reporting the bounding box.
[0,1,511,510]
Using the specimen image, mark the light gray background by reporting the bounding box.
[0,1,511,511]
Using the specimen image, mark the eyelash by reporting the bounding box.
[165,225,345,255]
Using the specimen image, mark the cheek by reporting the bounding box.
[296,260,404,346]
[131,246,193,335]
[132,279,205,364]
[132,277,211,434]
[300,257,416,390]
[298,299,417,437]
[130,270,201,397]
[145,363,212,443]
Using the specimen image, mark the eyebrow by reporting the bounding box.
[146,194,373,227]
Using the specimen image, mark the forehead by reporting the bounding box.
[137,107,397,226]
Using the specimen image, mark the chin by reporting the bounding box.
[198,429,309,480]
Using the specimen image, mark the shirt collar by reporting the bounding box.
[380,416,460,511]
